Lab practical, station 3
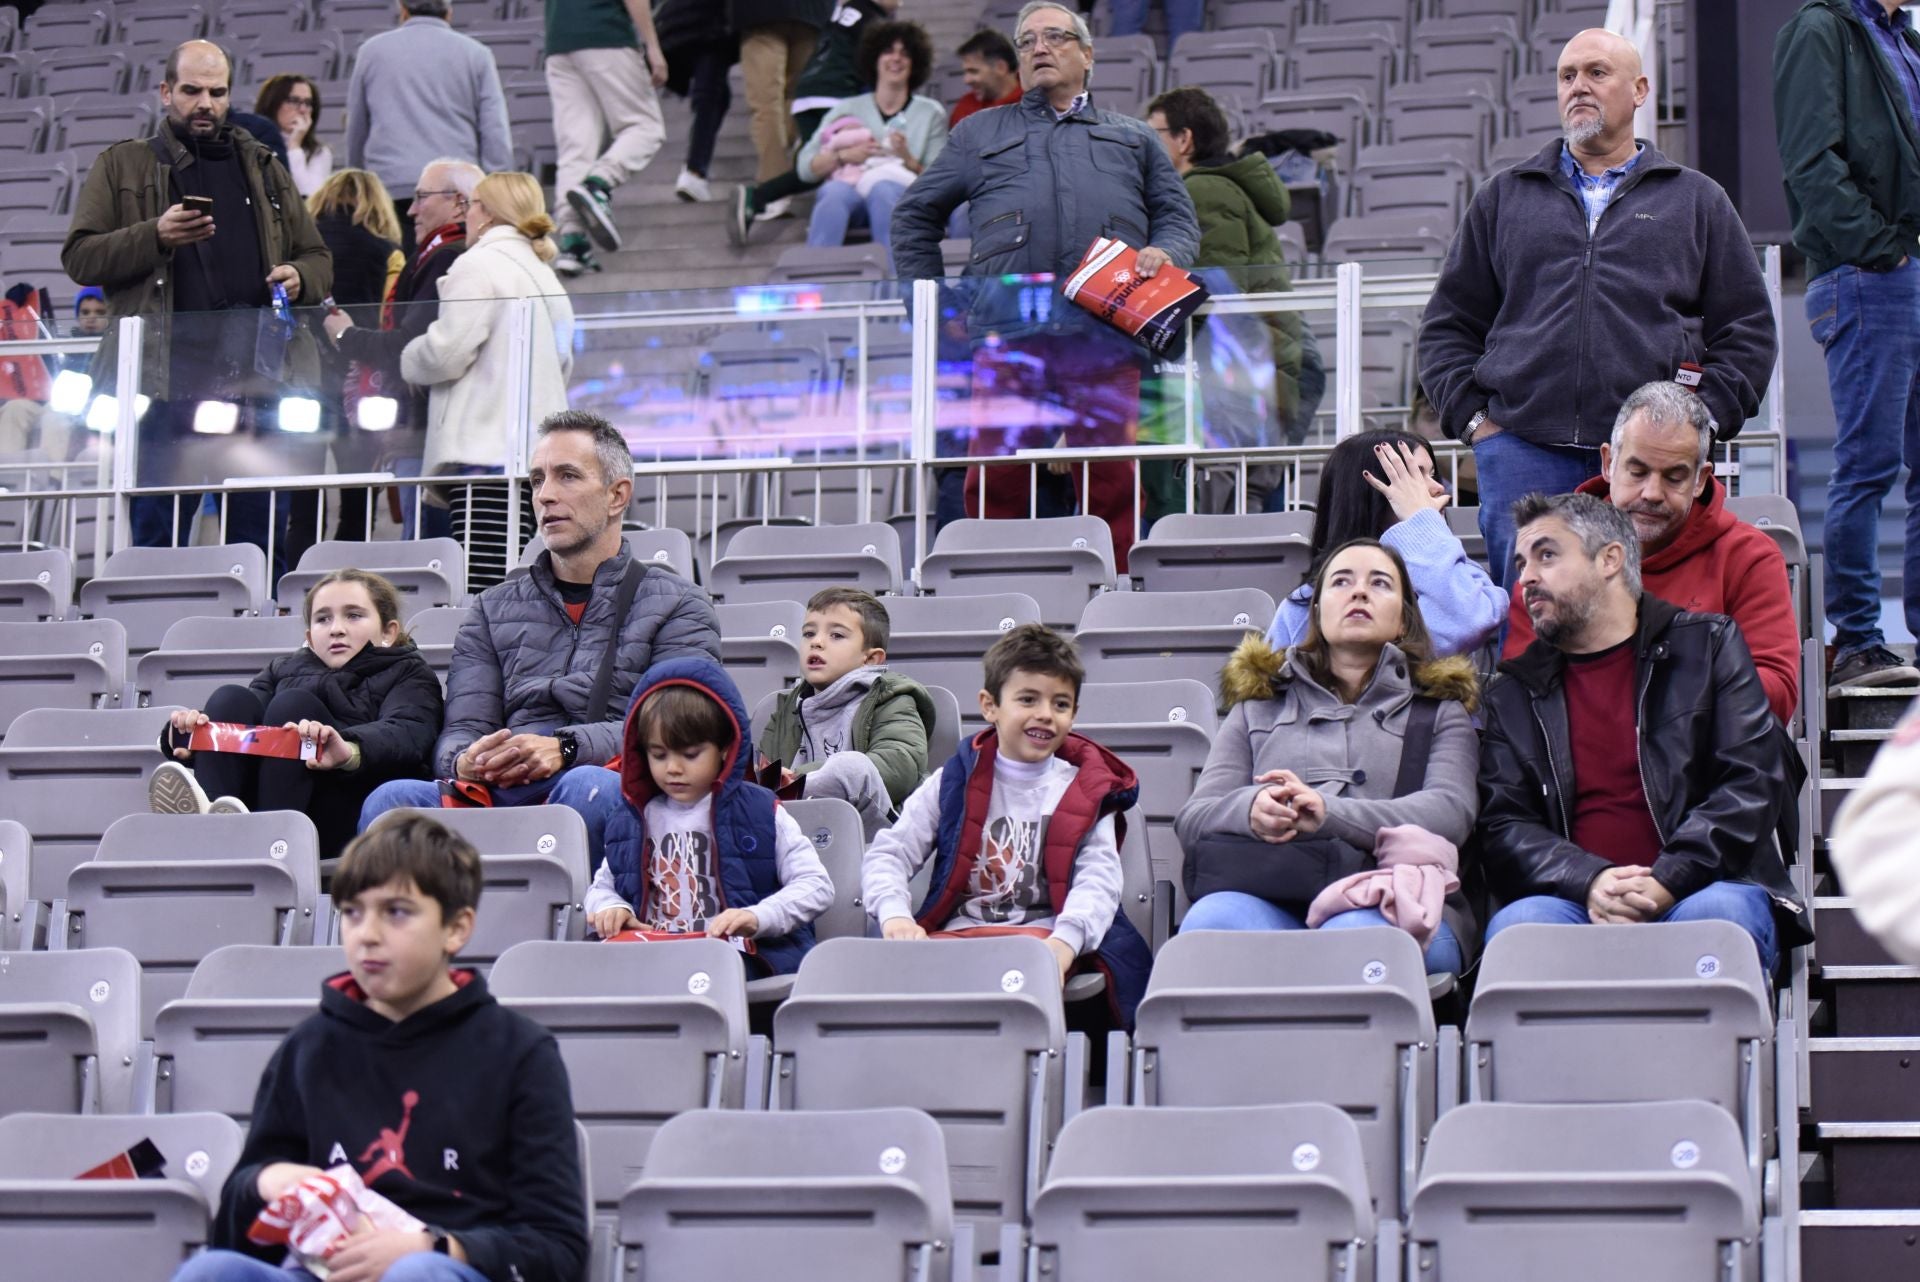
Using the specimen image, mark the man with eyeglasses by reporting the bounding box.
[324,159,483,539]
[892,1,1199,571]
[62,38,332,556]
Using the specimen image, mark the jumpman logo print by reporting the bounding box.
[357,1089,419,1184]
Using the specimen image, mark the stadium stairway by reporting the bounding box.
[1801,682,1920,1278]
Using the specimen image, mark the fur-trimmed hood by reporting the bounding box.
[1219,633,1480,714]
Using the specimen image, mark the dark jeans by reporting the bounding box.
[194,684,377,857]
[1807,259,1920,654]
[674,40,735,176]
[1471,431,1603,593]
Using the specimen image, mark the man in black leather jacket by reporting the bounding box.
[1477,492,1812,970]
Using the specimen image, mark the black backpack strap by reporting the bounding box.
[584,559,645,725]
[1390,696,1441,798]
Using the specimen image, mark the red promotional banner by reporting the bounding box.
[189,723,311,760]
[1063,237,1210,357]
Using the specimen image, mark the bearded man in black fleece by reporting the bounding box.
[175,813,587,1282]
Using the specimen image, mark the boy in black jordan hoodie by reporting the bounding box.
[178,813,587,1282]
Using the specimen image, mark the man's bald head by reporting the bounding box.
[1555,27,1648,153]
[160,40,232,138]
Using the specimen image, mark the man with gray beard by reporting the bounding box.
[1419,28,1776,592]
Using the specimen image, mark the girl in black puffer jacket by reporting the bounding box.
[149,569,444,856]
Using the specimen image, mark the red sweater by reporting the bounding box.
[949,82,1023,128]
[1503,473,1800,722]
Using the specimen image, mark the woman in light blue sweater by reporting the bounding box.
[1266,430,1506,658]
[796,19,948,250]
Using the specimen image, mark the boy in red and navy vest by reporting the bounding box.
[861,624,1151,1023]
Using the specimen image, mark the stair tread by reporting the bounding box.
[1801,1209,1920,1223]
[1817,1121,1920,1138]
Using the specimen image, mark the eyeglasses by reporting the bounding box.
[284,96,315,109]
[413,188,463,202]
[1014,27,1081,53]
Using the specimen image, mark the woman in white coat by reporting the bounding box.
[402,171,575,584]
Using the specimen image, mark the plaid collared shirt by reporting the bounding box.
[1561,141,1645,233]
[1854,0,1920,129]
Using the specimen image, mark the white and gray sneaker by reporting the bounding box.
[553,235,599,278]
[566,177,623,251]
[674,168,713,202]
[208,795,251,816]
[149,761,210,815]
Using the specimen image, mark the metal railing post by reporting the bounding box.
[1334,262,1364,440]
[909,277,939,585]
[111,315,143,553]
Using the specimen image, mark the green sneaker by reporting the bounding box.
[566,174,621,252]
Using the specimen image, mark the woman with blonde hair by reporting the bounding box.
[401,171,575,585]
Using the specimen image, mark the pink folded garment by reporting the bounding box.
[1305,823,1460,948]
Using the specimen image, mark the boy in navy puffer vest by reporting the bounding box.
[861,624,1152,1024]
[579,656,832,975]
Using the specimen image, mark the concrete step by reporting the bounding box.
[1810,1039,1920,1124]
[1801,1210,1920,1277]
[1818,964,1920,1038]
[1812,1123,1920,1210]
[1820,778,1863,832]
[1816,898,1901,969]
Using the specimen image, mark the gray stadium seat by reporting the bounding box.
[1408,1101,1760,1282]
[0,100,53,156]
[78,543,268,656]
[1509,82,1564,146]
[777,797,871,942]
[320,0,402,38]
[117,3,209,50]
[1312,0,1410,41]
[617,1108,959,1282]
[1409,19,1521,93]
[1287,30,1396,114]
[465,20,546,78]
[714,599,805,713]
[919,516,1116,630]
[1381,84,1498,169]
[60,811,321,1036]
[504,77,557,173]
[0,162,72,216]
[0,706,175,908]
[1074,587,1272,690]
[1351,148,1474,222]
[221,0,312,42]
[0,1111,244,1282]
[0,618,126,734]
[276,536,466,611]
[58,100,155,153]
[518,528,696,582]
[1123,928,1442,1218]
[772,936,1078,1239]
[1088,34,1158,119]
[1073,679,1215,904]
[387,805,591,962]
[1465,921,1777,1190]
[0,546,71,620]
[1320,213,1453,263]
[779,465,899,528]
[149,944,344,1120]
[710,520,902,603]
[1168,42,1277,109]
[236,30,343,84]
[35,49,128,101]
[881,593,1042,715]
[0,818,28,948]
[132,613,306,708]
[1129,510,1313,599]
[403,604,471,690]
[1029,1103,1375,1282]
[770,242,892,285]
[0,946,142,1114]
[0,208,75,299]
[23,5,109,52]
[491,938,754,1222]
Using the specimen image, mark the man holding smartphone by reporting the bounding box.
[63,39,331,554]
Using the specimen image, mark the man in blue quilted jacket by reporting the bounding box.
[358,411,721,867]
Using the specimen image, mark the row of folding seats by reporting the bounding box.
[0,918,1787,1280]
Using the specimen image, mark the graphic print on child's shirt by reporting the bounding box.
[965,813,1050,923]
[644,829,721,931]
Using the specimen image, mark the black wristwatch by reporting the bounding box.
[425,1225,452,1255]
[556,729,579,770]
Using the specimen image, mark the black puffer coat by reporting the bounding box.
[244,641,445,779]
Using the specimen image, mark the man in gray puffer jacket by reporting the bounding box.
[890,1,1200,572]
[359,411,721,865]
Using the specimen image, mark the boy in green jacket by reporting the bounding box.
[758,587,936,838]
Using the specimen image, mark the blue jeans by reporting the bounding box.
[1180,892,1464,976]
[1807,260,1920,653]
[806,179,906,249]
[174,1250,488,1282]
[1471,431,1603,592]
[1107,0,1205,50]
[1485,879,1779,973]
[359,764,627,872]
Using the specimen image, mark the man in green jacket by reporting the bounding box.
[63,39,332,552]
[1775,0,1920,690]
[1146,85,1321,515]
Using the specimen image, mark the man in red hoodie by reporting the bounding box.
[1503,380,1800,723]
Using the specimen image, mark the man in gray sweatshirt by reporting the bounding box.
[345,0,514,255]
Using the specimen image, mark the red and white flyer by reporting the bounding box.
[189,722,314,761]
[248,1165,425,1278]
[1062,236,1210,356]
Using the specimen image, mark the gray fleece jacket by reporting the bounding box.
[1174,636,1481,859]
[435,549,721,776]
